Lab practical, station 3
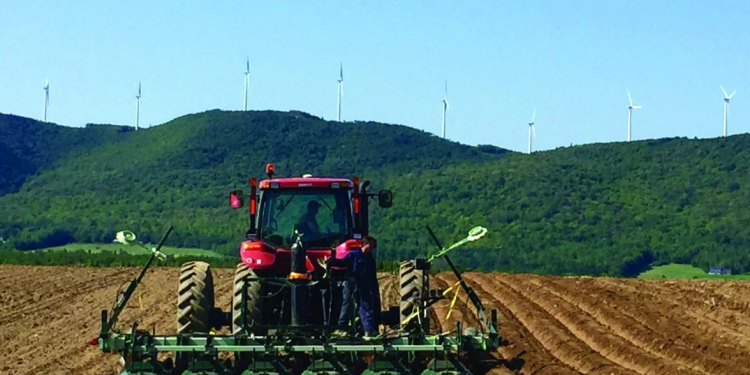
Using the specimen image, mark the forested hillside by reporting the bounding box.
[376,136,750,276]
[0,114,128,195]
[1,110,748,276]
[0,110,500,251]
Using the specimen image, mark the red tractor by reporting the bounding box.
[223,164,392,334]
[97,163,497,375]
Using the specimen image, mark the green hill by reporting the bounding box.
[0,114,127,195]
[1,110,748,276]
[0,110,501,255]
[377,136,750,275]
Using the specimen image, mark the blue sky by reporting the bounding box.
[1,1,748,152]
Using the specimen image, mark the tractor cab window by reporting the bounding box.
[259,189,352,248]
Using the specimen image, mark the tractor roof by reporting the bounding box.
[259,176,354,189]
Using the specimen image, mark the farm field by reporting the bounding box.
[2,265,750,375]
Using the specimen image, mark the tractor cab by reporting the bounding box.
[258,179,353,249]
[229,164,392,276]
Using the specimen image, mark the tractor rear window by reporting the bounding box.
[258,189,352,248]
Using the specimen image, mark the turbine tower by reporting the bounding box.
[527,109,536,154]
[721,86,736,137]
[244,57,250,111]
[135,82,141,131]
[627,90,642,142]
[441,80,449,139]
[337,63,343,122]
[43,79,49,121]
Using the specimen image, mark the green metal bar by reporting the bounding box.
[153,344,452,352]
[107,334,492,351]
[103,226,173,333]
[425,226,487,263]
[113,333,492,374]
[425,226,497,340]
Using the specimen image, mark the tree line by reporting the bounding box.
[1,111,748,276]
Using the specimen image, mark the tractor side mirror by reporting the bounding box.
[229,190,244,209]
[378,190,393,208]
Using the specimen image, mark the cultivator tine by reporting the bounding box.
[301,356,354,375]
[362,355,412,375]
[269,357,293,375]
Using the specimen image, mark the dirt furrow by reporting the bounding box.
[594,278,750,350]
[501,275,705,375]
[467,274,637,375]
[548,277,750,374]
[645,279,750,336]
[436,274,577,375]
[0,268,133,324]
[3,265,749,375]
[2,270,136,375]
[431,276,517,375]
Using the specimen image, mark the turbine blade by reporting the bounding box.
[340,63,343,80]
[444,79,448,98]
[531,109,536,123]
[632,105,642,109]
[532,125,536,138]
[728,90,736,99]
[627,90,633,106]
[721,85,728,98]
[246,57,250,72]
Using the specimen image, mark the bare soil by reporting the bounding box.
[2,265,750,374]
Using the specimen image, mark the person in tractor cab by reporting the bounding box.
[329,235,381,338]
[296,200,322,240]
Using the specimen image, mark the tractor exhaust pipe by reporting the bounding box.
[290,232,309,326]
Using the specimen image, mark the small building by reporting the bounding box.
[708,266,732,275]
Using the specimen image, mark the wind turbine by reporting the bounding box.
[337,63,343,122]
[244,57,250,111]
[527,109,536,154]
[441,80,449,139]
[627,90,642,142]
[721,86,736,137]
[135,82,141,131]
[43,79,49,121]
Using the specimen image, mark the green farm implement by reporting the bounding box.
[94,167,498,375]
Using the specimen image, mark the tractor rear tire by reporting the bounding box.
[232,263,262,334]
[399,260,429,333]
[177,261,215,334]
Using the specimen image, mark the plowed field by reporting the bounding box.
[2,265,750,375]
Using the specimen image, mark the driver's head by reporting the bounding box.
[307,200,321,213]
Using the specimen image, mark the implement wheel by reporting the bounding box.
[232,263,263,334]
[399,260,429,333]
[177,261,215,334]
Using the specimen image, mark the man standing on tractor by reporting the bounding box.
[330,235,381,338]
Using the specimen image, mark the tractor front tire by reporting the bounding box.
[399,260,429,333]
[232,263,262,334]
[177,261,215,334]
